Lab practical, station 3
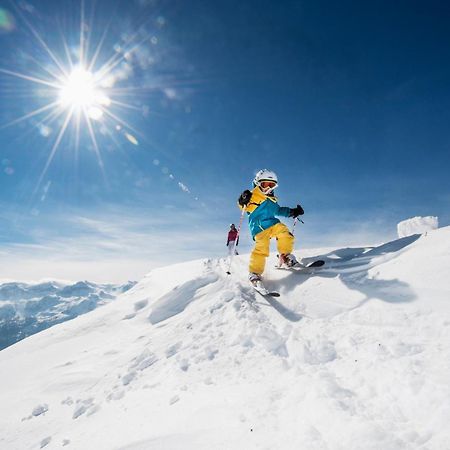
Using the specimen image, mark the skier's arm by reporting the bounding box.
[275,205,291,217]
[276,203,304,218]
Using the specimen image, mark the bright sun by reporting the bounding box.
[58,66,110,120]
[0,2,150,197]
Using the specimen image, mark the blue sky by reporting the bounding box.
[1,0,449,282]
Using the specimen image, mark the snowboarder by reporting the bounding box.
[227,224,239,255]
[238,169,304,285]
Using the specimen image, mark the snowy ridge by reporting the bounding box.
[397,216,439,238]
[0,280,136,350]
[1,228,450,449]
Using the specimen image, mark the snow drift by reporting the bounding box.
[1,227,450,449]
[397,216,438,238]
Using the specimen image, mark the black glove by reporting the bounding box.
[238,190,252,206]
[289,204,304,218]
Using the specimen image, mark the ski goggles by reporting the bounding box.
[259,180,277,189]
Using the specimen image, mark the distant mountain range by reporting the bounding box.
[0,280,136,350]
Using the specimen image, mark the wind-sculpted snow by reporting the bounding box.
[397,215,438,238]
[1,229,450,449]
[148,273,219,324]
[0,280,136,350]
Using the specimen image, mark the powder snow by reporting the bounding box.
[1,227,450,449]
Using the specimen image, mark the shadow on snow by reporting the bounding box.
[278,234,421,311]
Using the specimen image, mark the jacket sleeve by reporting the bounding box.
[276,205,291,217]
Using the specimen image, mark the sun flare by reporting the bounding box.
[59,67,96,108]
[58,67,110,120]
[0,1,151,196]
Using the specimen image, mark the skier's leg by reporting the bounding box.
[273,222,295,255]
[249,228,271,275]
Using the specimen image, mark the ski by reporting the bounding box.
[251,280,280,297]
[276,259,325,271]
[302,260,325,268]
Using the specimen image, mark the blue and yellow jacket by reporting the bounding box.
[240,187,291,238]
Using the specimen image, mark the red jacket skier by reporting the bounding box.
[227,224,239,255]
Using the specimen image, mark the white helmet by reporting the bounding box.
[253,169,278,193]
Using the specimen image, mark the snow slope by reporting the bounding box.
[1,227,450,450]
[0,280,136,350]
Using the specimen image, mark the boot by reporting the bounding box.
[279,253,299,268]
[248,272,262,284]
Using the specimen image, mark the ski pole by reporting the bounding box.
[291,216,304,236]
[226,206,246,275]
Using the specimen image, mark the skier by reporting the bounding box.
[238,169,304,285]
[227,224,239,255]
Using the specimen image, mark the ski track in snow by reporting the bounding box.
[1,229,450,449]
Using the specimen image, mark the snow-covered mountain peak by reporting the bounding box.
[0,279,136,350]
[1,227,450,449]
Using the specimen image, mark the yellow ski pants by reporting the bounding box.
[249,222,294,275]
